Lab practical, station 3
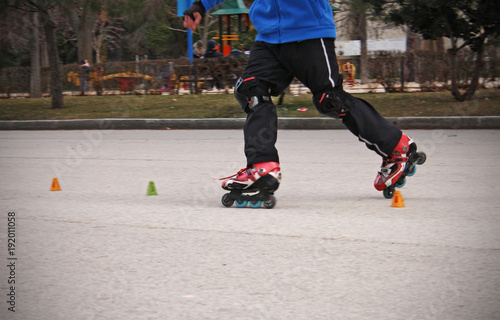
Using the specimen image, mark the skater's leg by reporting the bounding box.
[237,42,294,167]
[222,77,282,192]
[243,99,279,166]
[234,76,279,166]
[275,38,402,156]
[220,42,291,193]
[273,38,423,193]
[341,97,401,157]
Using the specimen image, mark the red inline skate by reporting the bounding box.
[374,133,426,198]
[220,161,281,208]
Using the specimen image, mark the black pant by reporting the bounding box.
[242,39,402,166]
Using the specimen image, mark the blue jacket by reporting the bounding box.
[201,0,336,44]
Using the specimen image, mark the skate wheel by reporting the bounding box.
[396,177,406,188]
[263,195,276,209]
[235,199,248,208]
[221,194,234,207]
[407,165,416,177]
[249,200,262,208]
[417,152,426,165]
[383,188,394,199]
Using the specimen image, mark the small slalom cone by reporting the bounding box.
[50,178,61,191]
[391,190,405,207]
[146,181,158,196]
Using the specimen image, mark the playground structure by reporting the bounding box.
[102,72,158,92]
[211,0,250,56]
[67,71,160,94]
[65,58,357,96]
[340,61,356,86]
[67,70,213,95]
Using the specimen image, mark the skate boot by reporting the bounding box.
[220,161,281,209]
[374,133,426,199]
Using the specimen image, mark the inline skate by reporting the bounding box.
[220,162,281,209]
[374,133,426,199]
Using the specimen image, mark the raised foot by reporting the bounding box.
[382,151,426,199]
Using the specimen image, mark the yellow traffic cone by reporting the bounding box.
[50,178,61,191]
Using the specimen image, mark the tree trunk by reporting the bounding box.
[463,40,486,101]
[488,43,497,81]
[447,41,463,101]
[40,31,50,67]
[30,12,42,98]
[95,36,102,64]
[406,28,417,82]
[43,17,64,109]
[69,9,96,63]
[77,12,95,63]
[448,35,486,102]
[359,11,369,84]
[201,14,211,56]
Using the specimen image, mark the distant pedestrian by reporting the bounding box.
[78,60,91,96]
[203,39,223,58]
[203,39,224,89]
[193,40,204,59]
[93,65,104,96]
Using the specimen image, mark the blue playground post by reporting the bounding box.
[178,0,194,63]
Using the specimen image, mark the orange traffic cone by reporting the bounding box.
[391,190,405,207]
[51,178,61,191]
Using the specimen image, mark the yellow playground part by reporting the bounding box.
[67,71,159,91]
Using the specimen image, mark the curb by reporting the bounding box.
[0,116,499,130]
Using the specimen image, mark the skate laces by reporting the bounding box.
[383,151,409,164]
[378,151,410,177]
[219,167,252,181]
[219,162,280,181]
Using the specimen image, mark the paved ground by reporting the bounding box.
[0,129,499,320]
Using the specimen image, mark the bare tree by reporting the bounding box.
[92,12,124,63]
[370,0,500,101]
[2,1,64,108]
[62,0,101,63]
[0,8,42,97]
[30,12,41,98]
[42,5,64,108]
[405,27,418,83]
[345,0,370,84]
[164,0,219,57]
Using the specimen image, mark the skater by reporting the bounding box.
[183,0,425,206]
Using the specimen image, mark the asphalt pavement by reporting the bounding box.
[0,129,499,320]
